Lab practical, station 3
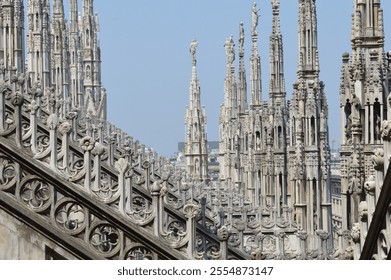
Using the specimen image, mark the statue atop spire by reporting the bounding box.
[224,35,235,65]
[190,40,198,66]
[239,22,245,51]
[251,2,260,35]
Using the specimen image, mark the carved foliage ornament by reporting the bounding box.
[183,204,200,219]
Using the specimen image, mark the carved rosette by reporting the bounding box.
[79,136,95,151]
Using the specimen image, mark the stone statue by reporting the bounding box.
[252,2,260,35]
[189,40,198,65]
[350,93,361,125]
[224,35,235,64]
[239,22,245,50]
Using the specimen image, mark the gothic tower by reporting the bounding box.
[184,40,208,181]
[288,0,331,248]
[27,0,51,89]
[340,0,389,230]
[0,0,25,72]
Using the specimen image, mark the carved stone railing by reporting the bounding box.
[0,65,332,260]
[0,66,251,260]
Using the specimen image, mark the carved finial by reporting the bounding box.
[190,40,198,66]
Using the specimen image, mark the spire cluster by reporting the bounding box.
[23,0,106,119]
[213,0,331,253]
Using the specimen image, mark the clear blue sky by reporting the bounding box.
[86,1,391,156]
